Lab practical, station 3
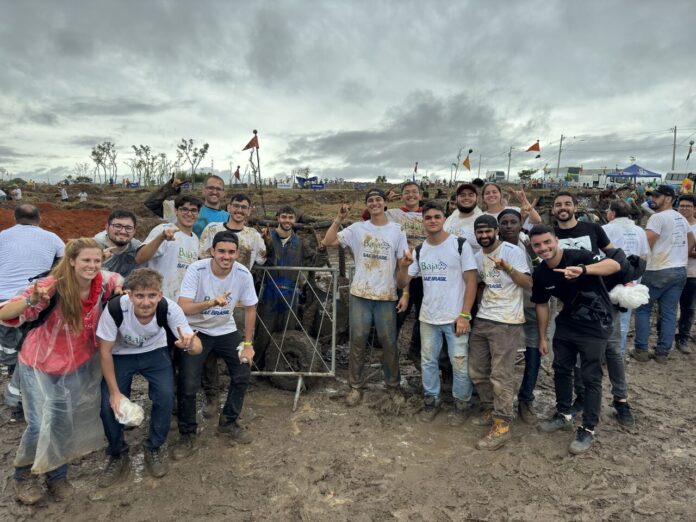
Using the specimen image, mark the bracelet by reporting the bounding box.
[243,341,253,346]
[506,265,514,273]
[579,264,587,275]
[25,296,36,308]
[459,312,472,320]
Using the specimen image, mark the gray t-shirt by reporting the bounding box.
[94,231,143,278]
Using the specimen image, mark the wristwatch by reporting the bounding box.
[25,296,36,308]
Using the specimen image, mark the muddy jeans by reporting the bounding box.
[202,308,246,400]
[420,321,473,402]
[468,319,521,422]
[348,295,399,388]
[396,277,423,359]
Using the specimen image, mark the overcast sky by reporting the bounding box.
[1,1,695,183]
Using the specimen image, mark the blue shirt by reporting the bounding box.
[193,206,229,238]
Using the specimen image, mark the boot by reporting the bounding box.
[517,400,537,424]
[476,418,511,450]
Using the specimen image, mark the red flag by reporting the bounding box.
[526,140,540,152]
[234,165,240,180]
[242,130,259,151]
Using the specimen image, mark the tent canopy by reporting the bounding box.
[606,163,662,179]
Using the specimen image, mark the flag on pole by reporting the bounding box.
[687,141,693,161]
[462,149,473,171]
[234,165,241,180]
[413,161,418,181]
[526,140,540,152]
[242,130,259,151]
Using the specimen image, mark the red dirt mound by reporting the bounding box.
[0,206,110,241]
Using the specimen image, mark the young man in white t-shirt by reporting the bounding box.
[632,185,696,363]
[136,194,202,301]
[173,231,258,459]
[469,214,532,450]
[97,268,201,486]
[444,183,483,253]
[396,202,477,425]
[322,188,408,407]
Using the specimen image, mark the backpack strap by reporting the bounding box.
[107,296,125,328]
[415,236,466,264]
[415,244,423,264]
[156,298,178,348]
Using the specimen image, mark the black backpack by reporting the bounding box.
[107,296,177,348]
[415,236,467,264]
[601,247,647,291]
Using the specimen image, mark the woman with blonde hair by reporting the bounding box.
[0,238,123,505]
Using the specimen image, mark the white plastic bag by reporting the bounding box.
[115,397,144,427]
[609,283,650,310]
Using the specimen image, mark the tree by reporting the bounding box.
[176,139,209,187]
[75,175,93,183]
[91,141,118,184]
[132,145,158,185]
[518,169,537,182]
[73,162,91,180]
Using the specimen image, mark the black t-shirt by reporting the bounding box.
[531,249,613,339]
[555,221,610,255]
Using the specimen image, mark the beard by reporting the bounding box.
[457,203,478,213]
[109,237,130,247]
[555,211,573,222]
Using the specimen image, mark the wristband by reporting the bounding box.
[506,265,514,273]
[459,312,472,320]
[579,264,587,275]
[25,296,36,308]
[243,341,253,346]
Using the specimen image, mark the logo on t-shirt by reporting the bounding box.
[559,236,592,251]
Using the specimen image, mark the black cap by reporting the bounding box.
[474,214,499,230]
[365,187,386,202]
[456,183,478,195]
[653,184,676,198]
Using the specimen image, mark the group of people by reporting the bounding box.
[0,175,694,506]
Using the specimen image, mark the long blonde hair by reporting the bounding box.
[50,238,102,331]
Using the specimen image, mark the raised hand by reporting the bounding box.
[337,203,351,221]
[553,266,584,279]
[174,327,198,352]
[161,227,179,241]
[399,249,414,270]
[103,246,117,261]
[212,292,231,307]
[487,255,511,272]
[30,281,54,306]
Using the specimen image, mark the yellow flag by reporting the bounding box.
[463,154,471,171]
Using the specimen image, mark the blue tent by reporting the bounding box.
[606,163,662,180]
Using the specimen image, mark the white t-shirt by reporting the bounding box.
[688,223,696,278]
[199,223,267,269]
[475,241,529,324]
[0,224,65,300]
[338,220,408,301]
[407,235,477,324]
[602,217,649,258]
[178,259,258,336]
[11,188,22,200]
[444,207,483,253]
[645,209,692,270]
[60,188,68,200]
[78,191,87,202]
[386,208,425,249]
[96,295,192,355]
[144,223,199,300]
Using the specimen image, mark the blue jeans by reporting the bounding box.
[14,464,67,484]
[100,347,174,456]
[348,295,399,388]
[619,310,632,356]
[178,331,247,435]
[635,268,687,355]
[420,321,472,402]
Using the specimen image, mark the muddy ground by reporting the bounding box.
[0,184,694,520]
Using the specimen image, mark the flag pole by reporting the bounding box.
[253,130,267,217]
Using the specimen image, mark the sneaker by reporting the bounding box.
[476,418,511,450]
[202,395,219,419]
[9,406,24,424]
[14,476,45,505]
[218,422,253,444]
[517,400,537,424]
[539,412,574,433]
[144,448,168,478]
[98,455,129,488]
[654,353,668,364]
[387,387,406,407]
[171,434,197,461]
[346,388,363,407]
[471,408,494,427]
[448,400,471,427]
[676,342,692,354]
[568,426,595,454]
[630,349,651,363]
[47,478,74,502]
[419,398,441,423]
[613,399,635,427]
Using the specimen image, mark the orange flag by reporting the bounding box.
[242,130,259,151]
[463,148,473,170]
[526,140,540,152]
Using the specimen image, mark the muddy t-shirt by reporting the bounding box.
[474,242,529,324]
[199,223,267,269]
[144,224,199,301]
[444,207,483,253]
[386,208,425,249]
[645,209,691,271]
[531,249,612,339]
[555,221,610,255]
[338,221,408,301]
[602,218,649,259]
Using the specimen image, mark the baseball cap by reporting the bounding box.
[474,214,499,230]
[365,187,386,202]
[456,183,478,196]
[652,185,676,198]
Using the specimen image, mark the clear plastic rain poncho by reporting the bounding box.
[0,271,122,474]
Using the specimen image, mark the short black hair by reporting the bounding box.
[679,195,696,206]
[175,194,203,209]
[472,178,485,188]
[229,193,251,206]
[401,181,420,193]
[609,200,631,218]
[422,201,445,216]
[212,230,239,249]
[204,174,225,186]
[107,209,137,226]
[553,191,577,205]
[14,204,40,223]
[528,224,556,238]
[277,205,297,217]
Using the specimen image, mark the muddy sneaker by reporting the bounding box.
[171,434,197,461]
[569,426,595,455]
[15,477,45,505]
[471,409,494,427]
[539,412,574,433]
[419,397,441,423]
[47,478,74,502]
[218,422,253,444]
[517,400,537,424]
[448,400,471,427]
[202,395,219,419]
[9,406,24,424]
[387,387,407,407]
[630,349,651,363]
[346,388,363,407]
[476,419,511,450]
[98,455,130,488]
[613,399,635,427]
[676,342,692,354]
[654,353,668,364]
[144,448,168,478]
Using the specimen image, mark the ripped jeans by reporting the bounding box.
[420,321,473,402]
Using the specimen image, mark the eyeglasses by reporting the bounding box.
[178,207,200,215]
[204,186,224,192]
[110,223,135,232]
[678,205,694,210]
[231,203,250,211]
